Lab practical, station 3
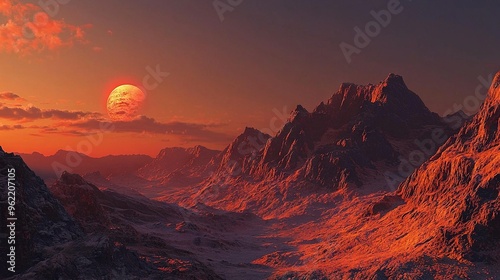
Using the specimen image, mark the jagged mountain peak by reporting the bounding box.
[372,73,420,104]
[493,71,500,91]
[331,82,372,102]
[323,74,439,128]
[0,146,15,157]
[225,127,270,157]
[53,171,102,192]
[212,127,271,177]
[383,73,406,86]
[294,104,308,112]
[156,146,218,160]
[332,73,406,101]
[241,126,265,136]
[289,105,309,123]
[452,70,500,151]
[211,74,449,191]
[189,145,208,152]
[324,73,435,125]
[483,71,500,106]
[186,145,218,157]
[157,146,188,158]
[336,82,358,93]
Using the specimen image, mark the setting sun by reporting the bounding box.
[106,84,145,121]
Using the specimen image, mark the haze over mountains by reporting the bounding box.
[2,73,499,279]
[18,151,153,184]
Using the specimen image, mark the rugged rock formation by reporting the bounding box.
[398,72,500,261]
[0,147,82,278]
[0,148,223,279]
[48,172,224,279]
[50,172,110,232]
[212,127,271,179]
[209,74,450,193]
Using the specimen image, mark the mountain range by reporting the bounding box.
[2,72,499,279]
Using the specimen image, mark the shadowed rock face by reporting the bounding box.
[213,127,271,178]
[0,148,82,277]
[398,71,500,261]
[48,172,225,279]
[50,171,110,232]
[454,72,500,152]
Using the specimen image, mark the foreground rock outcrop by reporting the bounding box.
[398,72,500,261]
[0,148,82,278]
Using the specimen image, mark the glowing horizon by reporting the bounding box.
[1,0,499,157]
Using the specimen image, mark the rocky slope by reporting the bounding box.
[6,71,500,279]
[0,149,225,279]
[397,71,500,262]
[211,127,271,179]
[49,172,282,279]
[48,172,226,279]
[263,72,500,279]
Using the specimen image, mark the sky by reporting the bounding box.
[0,0,499,157]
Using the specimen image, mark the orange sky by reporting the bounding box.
[1,0,499,157]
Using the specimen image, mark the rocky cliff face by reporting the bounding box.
[246,73,499,278]
[50,172,110,232]
[397,72,500,261]
[212,127,271,179]
[0,148,82,278]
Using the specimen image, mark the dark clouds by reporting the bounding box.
[0,124,25,130]
[0,105,101,121]
[0,92,26,101]
[68,116,232,143]
[0,94,232,144]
